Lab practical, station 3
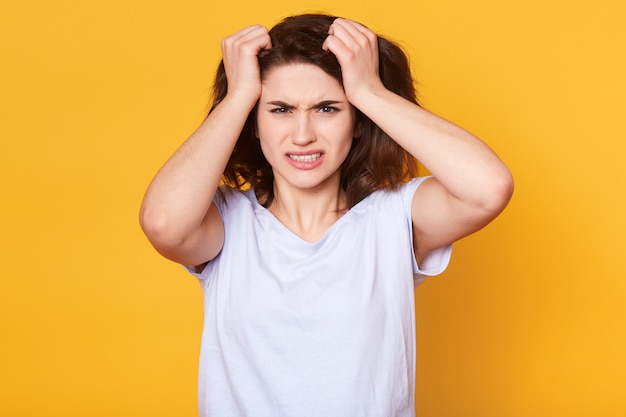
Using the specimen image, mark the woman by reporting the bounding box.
[140,13,513,417]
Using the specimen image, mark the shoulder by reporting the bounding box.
[346,178,432,236]
[214,186,257,213]
[213,186,269,237]
[362,177,431,212]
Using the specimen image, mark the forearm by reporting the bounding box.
[140,94,254,243]
[353,88,513,210]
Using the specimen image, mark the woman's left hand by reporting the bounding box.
[322,18,386,105]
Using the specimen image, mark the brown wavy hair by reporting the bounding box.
[210,13,421,208]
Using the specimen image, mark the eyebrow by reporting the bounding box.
[266,100,344,109]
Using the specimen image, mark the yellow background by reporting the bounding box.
[1,0,624,416]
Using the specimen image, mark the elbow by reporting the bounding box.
[139,203,223,266]
[139,206,185,252]
[484,167,514,214]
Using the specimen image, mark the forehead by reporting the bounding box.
[260,63,345,101]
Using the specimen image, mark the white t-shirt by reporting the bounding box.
[186,177,451,417]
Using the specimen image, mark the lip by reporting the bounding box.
[285,150,325,170]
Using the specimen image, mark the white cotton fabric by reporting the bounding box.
[185,177,451,417]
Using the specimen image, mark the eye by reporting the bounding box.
[270,107,290,114]
[318,106,338,113]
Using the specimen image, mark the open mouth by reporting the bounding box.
[288,153,322,162]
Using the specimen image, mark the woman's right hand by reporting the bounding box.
[221,25,272,104]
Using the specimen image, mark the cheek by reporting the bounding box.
[256,123,282,162]
[255,120,273,146]
[336,119,358,143]
[256,115,287,140]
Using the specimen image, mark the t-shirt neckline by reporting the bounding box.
[245,188,367,247]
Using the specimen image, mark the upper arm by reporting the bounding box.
[141,201,225,269]
[411,176,512,264]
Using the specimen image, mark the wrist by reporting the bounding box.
[347,83,389,113]
[221,89,260,112]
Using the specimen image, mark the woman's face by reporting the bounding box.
[256,63,357,194]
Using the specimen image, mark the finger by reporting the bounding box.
[230,25,267,42]
[239,25,270,45]
[223,25,270,52]
[337,18,373,37]
[235,24,265,38]
[226,39,271,62]
[329,18,376,47]
[330,19,365,39]
[322,35,342,55]
[222,25,260,49]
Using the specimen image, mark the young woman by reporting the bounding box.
[140,13,513,417]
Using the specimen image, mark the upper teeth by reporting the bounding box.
[289,153,321,162]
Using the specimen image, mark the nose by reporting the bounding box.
[291,113,316,146]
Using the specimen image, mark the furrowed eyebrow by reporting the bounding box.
[314,100,343,108]
[267,101,296,110]
[266,100,344,110]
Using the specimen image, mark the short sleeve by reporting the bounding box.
[182,263,211,280]
[399,177,453,284]
[180,186,233,280]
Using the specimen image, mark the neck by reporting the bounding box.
[267,180,348,243]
